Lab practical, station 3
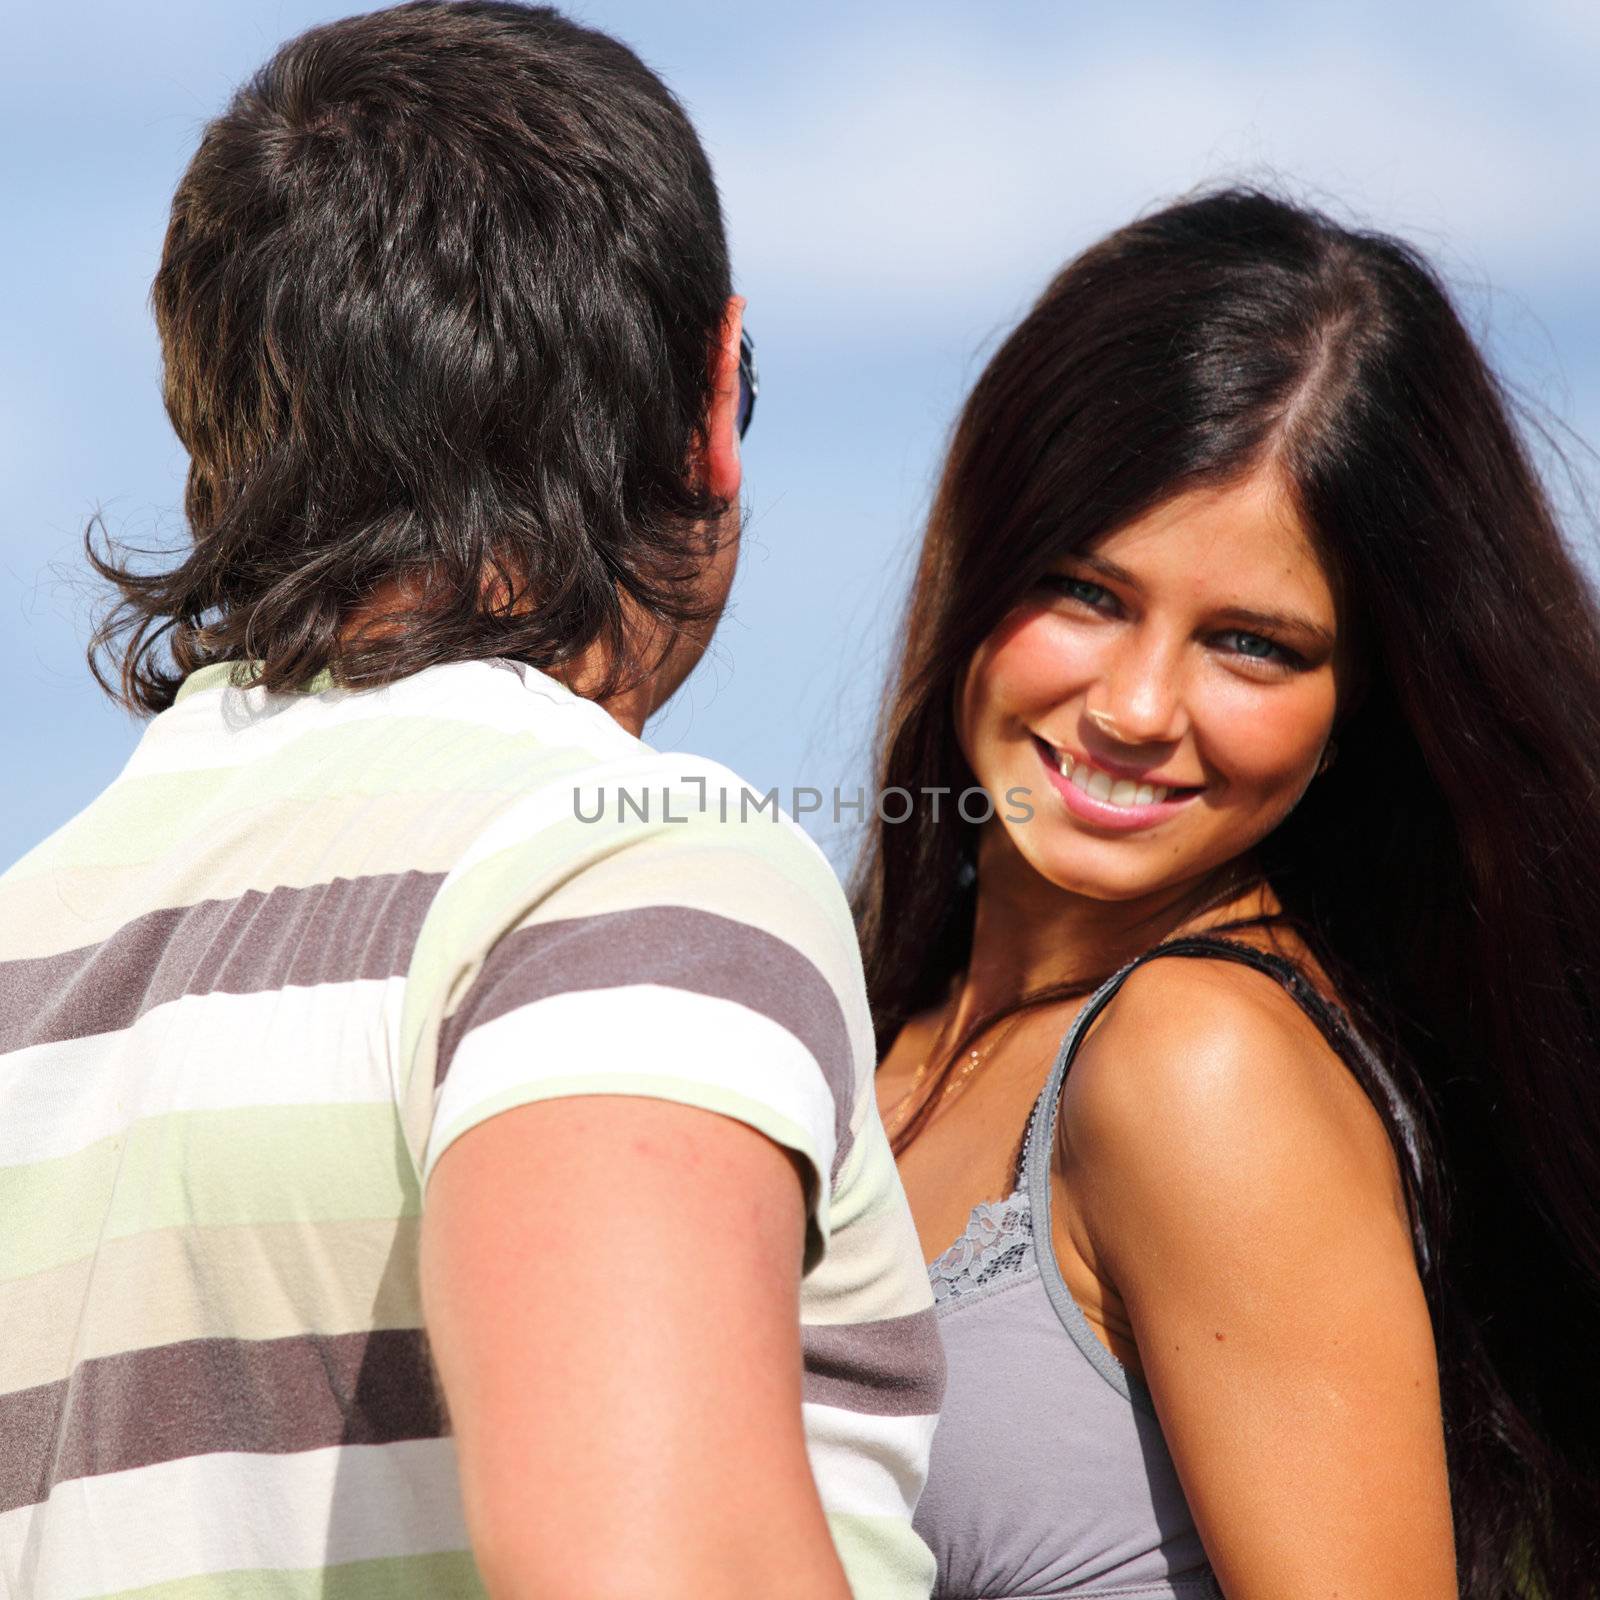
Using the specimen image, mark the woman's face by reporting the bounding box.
[957,468,1341,904]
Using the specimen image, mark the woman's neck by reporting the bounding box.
[943,830,1271,1041]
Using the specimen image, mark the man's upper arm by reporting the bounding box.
[421,1093,850,1600]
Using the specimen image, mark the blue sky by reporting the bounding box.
[4,0,1597,871]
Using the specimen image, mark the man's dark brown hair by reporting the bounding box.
[90,0,733,712]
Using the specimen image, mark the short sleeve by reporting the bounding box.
[407,754,869,1259]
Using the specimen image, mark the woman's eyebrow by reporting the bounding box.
[1213,606,1336,648]
[1072,553,1335,648]
[1076,552,1137,585]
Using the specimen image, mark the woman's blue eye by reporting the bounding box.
[1052,576,1110,607]
[1220,630,1293,665]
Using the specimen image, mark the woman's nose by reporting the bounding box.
[1084,636,1189,747]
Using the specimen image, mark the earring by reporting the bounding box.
[1317,739,1339,776]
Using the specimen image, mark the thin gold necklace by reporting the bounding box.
[886,1006,1028,1141]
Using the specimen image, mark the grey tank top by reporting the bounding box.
[913,936,1408,1600]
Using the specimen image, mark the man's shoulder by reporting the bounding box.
[577,749,839,862]
[395,683,868,1043]
[430,692,851,928]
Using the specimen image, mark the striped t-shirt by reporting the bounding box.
[0,657,943,1600]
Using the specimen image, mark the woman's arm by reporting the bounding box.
[1060,956,1455,1599]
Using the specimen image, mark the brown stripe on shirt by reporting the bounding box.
[0,871,445,1055]
[435,905,858,1172]
[0,1327,444,1515]
[802,1307,948,1418]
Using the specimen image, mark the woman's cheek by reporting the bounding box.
[981,611,1099,717]
[1202,682,1334,804]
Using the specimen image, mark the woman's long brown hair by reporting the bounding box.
[853,187,1600,1596]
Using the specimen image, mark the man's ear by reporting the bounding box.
[697,294,745,503]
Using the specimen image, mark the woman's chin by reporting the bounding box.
[1014,839,1183,904]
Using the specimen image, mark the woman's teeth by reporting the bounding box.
[1057,750,1170,808]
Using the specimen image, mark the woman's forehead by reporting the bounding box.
[1087,472,1336,615]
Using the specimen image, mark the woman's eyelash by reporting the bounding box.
[1043,574,1114,607]
[1214,630,1305,669]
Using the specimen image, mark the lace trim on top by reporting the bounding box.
[928,1186,1034,1305]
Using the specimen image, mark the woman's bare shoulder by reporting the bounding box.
[1059,949,1407,1249]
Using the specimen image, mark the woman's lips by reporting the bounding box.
[1030,735,1202,833]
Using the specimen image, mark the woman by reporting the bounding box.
[859,188,1600,1598]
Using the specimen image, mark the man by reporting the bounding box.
[0,5,942,1596]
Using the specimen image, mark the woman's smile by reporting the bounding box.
[1030,734,1204,832]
